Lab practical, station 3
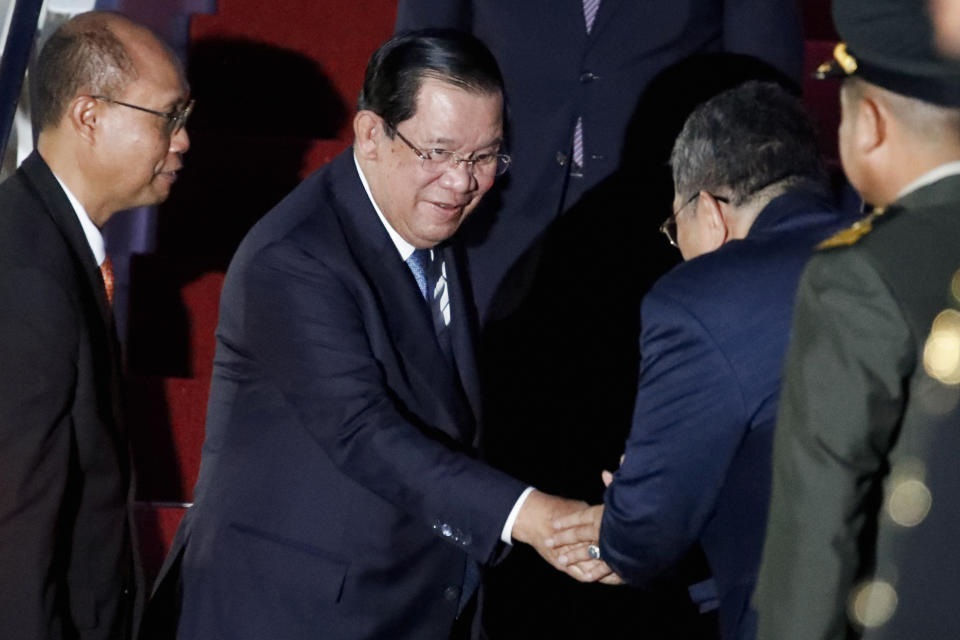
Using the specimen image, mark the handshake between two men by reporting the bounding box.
[512,469,624,587]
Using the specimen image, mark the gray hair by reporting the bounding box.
[670,81,827,207]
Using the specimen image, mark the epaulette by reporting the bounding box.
[816,206,886,250]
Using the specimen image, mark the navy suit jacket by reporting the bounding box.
[396,0,804,321]
[600,190,846,640]
[171,151,526,639]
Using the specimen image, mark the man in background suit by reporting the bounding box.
[169,30,584,640]
[548,81,846,640]
[0,11,191,639]
[757,1,960,637]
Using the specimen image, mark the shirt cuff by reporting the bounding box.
[500,486,535,544]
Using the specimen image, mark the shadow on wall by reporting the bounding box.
[127,38,348,505]
[155,36,348,274]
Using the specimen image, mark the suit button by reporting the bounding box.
[444,585,461,602]
[556,151,568,167]
[579,71,600,82]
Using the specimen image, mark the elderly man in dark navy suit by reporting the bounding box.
[548,81,847,640]
[164,30,585,640]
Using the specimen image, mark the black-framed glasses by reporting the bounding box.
[389,125,511,177]
[659,192,729,248]
[92,95,195,137]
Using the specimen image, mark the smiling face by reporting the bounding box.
[365,77,503,248]
[93,23,190,214]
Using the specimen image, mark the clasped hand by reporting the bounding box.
[545,503,622,584]
[514,469,624,585]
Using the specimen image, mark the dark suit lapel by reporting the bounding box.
[21,153,115,331]
[328,153,477,437]
[441,243,482,428]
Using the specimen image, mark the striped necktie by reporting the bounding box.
[406,249,452,361]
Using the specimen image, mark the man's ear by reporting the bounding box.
[855,94,886,156]
[68,95,100,144]
[353,110,384,159]
[698,191,729,249]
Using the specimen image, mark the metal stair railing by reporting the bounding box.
[0,0,43,164]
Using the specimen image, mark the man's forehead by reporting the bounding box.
[122,34,188,96]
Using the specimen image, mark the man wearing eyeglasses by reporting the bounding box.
[547,81,845,640]
[0,11,190,640]
[160,30,585,640]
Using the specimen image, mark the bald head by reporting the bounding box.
[34,11,181,131]
[33,11,191,225]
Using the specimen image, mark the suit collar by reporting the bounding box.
[353,151,417,261]
[21,152,113,322]
[747,187,839,238]
[50,171,106,265]
[893,173,960,213]
[896,160,960,201]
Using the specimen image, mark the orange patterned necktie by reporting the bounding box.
[100,255,114,306]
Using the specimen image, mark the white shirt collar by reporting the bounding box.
[52,173,106,266]
[353,151,426,262]
[897,160,960,200]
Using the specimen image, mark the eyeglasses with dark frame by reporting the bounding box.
[92,95,195,137]
[388,124,511,177]
[659,192,730,248]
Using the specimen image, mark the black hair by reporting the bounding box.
[357,28,504,134]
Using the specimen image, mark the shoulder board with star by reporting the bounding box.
[817,207,886,250]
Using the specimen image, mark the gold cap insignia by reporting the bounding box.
[815,42,859,79]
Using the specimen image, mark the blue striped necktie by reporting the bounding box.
[406,249,453,362]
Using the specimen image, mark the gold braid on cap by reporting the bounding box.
[816,42,859,78]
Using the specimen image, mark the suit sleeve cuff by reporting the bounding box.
[500,486,535,544]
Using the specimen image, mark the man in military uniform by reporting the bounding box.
[755,1,960,638]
